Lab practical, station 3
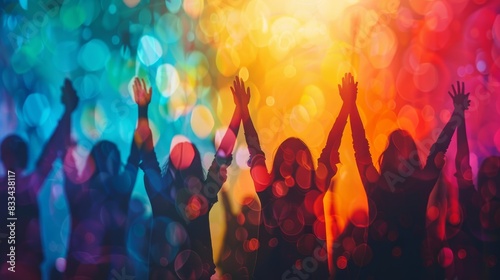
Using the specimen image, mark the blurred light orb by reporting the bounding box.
[138,35,163,66]
[190,105,214,139]
[123,0,140,8]
[166,0,182,13]
[156,63,180,98]
[78,39,109,71]
[22,93,50,127]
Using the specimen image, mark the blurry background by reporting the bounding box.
[1,0,499,278]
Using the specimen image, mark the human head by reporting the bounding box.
[478,156,500,201]
[1,135,28,171]
[379,129,421,181]
[88,140,121,177]
[164,141,204,191]
[271,137,315,192]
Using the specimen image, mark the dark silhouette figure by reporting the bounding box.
[237,74,353,279]
[453,81,499,279]
[217,189,260,279]
[138,77,241,280]
[63,80,141,279]
[348,79,466,279]
[0,79,78,279]
[477,156,500,278]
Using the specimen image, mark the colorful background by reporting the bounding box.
[1,0,500,278]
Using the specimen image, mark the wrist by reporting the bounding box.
[138,106,148,118]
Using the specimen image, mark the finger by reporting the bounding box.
[456,81,461,94]
[142,79,147,91]
[448,91,454,99]
[338,85,342,94]
[230,86,235,95]
[451,84,456,96]
[235,76,240,88]
[148,87,152,96]
[247,87,251,98]
[462,81,465,94]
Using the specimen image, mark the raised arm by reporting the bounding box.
[452,82,473,189]
[133,78,163,199]
[35,79,79,192]
[203,78,242,205]
[349,76,380,194]
[236,77,272,193]
[424,81,469,172]
[316,73,354,192]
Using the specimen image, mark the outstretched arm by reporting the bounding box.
[133,78,164,200]
[203,78,242,206]
[116,79,151,195]
[35,79,79,192]
[236,77,272,193]
[453,82,473,190]
[450,82,478,230]
[316,73,354,192]
[349,76,380,194]
[424,82,469,172]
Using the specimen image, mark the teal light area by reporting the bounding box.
[112,35,120,45]
[139,9,152,25]
[155,13,182,44]
[77,39,110,72]
[19,0,28,10]
[109,4,117,14]
[22,93,51,127]
[52,41,80,73]
[60,4,86,30]
[74,74,100,100]
[137,35,163,66]
[0,1,208,279]
[166,0,182,14]
[82,28,92,40]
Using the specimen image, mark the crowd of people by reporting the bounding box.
[0,73,498,280]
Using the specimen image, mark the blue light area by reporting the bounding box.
[78,39,110,71]
[22,93,51,127]
[0,2,215,279]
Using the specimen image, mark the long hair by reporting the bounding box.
[478,156,500,201]
[87,140,121,178]
[163,141,204,191]
[270,137,315,193]
[378,129,422,184]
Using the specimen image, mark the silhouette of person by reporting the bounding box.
[0,79,78,280]
[216,189,260,280]
[63,79,142,279]
[348,78,467,279]
[477,156,500,279]
[137,77,241,280]
[237,73,353,279]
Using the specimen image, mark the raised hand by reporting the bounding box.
[230,76,251,109]
[133,77,152,108]
[61,78,79,112]
[338,73,358,106]
[448,81,470,111]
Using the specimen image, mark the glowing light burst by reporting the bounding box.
[2,0,500,277]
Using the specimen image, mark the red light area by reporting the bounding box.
[438,247,454,268]
[337,256,348,270]
[170,142,195,170]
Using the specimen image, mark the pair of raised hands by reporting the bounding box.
[131,74,471,114]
